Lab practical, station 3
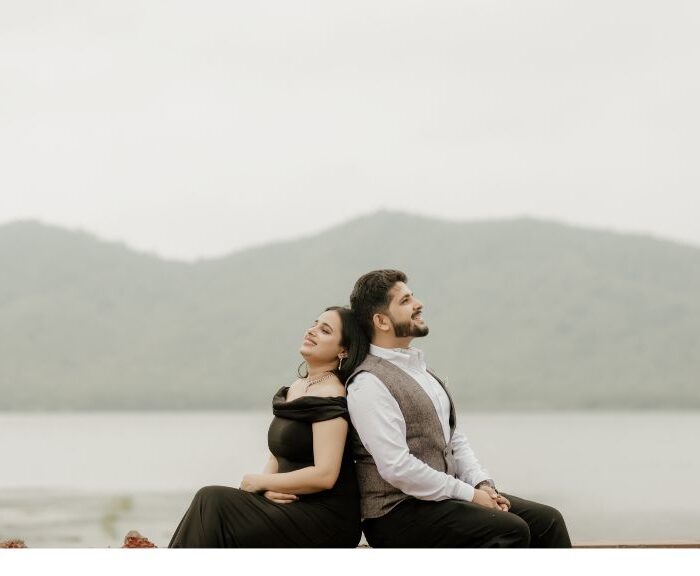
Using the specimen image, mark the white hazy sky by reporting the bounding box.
[1,1,698,260]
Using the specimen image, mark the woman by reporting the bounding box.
[168,306,369,548]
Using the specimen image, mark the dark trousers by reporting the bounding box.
[362,493,572,548]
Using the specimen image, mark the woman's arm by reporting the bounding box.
[259,453,297,504]
[241,417,348,495]
[262,453,278,474]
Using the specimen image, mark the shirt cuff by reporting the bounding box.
[452,480,475,502]
[473,476,496,490]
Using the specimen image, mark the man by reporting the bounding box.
[346,269,571,548]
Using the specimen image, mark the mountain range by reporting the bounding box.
[1,212,699,410]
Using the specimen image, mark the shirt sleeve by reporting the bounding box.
[347,372,475,502]
[451,427,495,488]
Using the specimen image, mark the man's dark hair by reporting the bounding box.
[324,306,369,382]
[349,269,408,339]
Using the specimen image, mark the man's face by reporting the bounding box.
[385,282,429,339]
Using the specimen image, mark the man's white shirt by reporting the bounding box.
[346,344,493,503]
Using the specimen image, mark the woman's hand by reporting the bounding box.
[239,474,264,493]
[263,491,299,504]
[240,475,298,503]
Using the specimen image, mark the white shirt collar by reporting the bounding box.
[369,343,426,369]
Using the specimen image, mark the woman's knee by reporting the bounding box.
[194,485,229,506]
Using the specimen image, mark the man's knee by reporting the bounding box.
[537,505,571,547]
[536,503,567,531]
[499,514,531,548]
[549,506,566,528]
[455,511,531,548]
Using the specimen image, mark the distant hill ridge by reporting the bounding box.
[1,212,699,410]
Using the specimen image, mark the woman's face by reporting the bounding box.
[299,310,344,365]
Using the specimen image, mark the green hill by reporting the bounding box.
[1,212,699,410]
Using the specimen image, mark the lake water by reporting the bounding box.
[1,411,699,547]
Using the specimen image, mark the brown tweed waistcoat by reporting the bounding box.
[346,354,457,520]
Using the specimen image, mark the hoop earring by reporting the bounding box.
[297,361,309,379]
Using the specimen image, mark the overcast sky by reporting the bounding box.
[1,1,698,260]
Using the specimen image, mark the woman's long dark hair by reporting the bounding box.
[325,306,369,383]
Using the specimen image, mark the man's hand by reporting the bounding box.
[495,494,510,512]
[263,491,299,504]
[471,488,502,509]
[477,485,511,512]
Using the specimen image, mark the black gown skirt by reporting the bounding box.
[168,387,362,548]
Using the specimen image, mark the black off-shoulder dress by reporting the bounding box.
[168,386,362,548]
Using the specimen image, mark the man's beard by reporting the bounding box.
[390,315,430,338]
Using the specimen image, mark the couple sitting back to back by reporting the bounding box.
[168,269,571,548]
